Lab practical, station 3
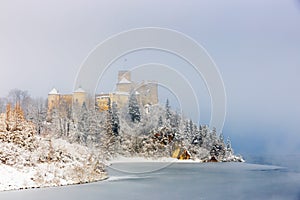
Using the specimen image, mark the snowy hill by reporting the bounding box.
[0,105,107,192]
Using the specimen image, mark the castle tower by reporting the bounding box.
[118,70,131,82]
[116,70,133,93]
[48,88,60,112]
[73,87,87,107]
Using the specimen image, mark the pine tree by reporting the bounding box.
[128,92,140,123]
[189,120,194,135]
[102,98,119,158]
[171,111,180,128]
[111,102,120,136]
[184,120,191,140]
[211,127,217,141]
[165,99,171,123]
[219,132,224,143]
[158,115,163,128]
[226,138,233,152]
[105,98,113,135]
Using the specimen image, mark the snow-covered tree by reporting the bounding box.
[128,92,140,123]
[219,132,224,143]
[111,102,120,136]
[26,97,47,135]
[158,115,163,128]
[226,137,233,154]
[0,87,242,162]
[76,102,88,144]
[7,89,31,119]
[170,111,180,128]
[165,99,171,123]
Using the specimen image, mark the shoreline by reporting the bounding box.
[2,156,283,193]
[106,155,244,165]
[0,165,108,193]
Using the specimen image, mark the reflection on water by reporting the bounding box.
[0,156,300,200]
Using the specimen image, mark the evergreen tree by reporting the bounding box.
[106,98,113,135]
[111,102,120,136]
[102,98,119,158]
[158,115,163,128]
[128,92,140,123]
[219,132,224,143]
[189,120,194,135]
[184,120,191,140]
[226,138,232,152]
[165,99,171,122]
[211,127,217,140]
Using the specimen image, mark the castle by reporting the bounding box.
[48,71,158,113]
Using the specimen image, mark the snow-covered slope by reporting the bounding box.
[0,111,107,192]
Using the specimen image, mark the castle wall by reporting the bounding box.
[112,93,129,108]
[73,92,87,107]
[60,95,73,105]
[96,93,129,111]
[48,71,159,113]
[48,94,60,112]
[137,82,158,106]
[116,83,133,93]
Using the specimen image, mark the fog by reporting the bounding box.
[0,0,300,154]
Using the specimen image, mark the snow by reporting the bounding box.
[107,156,177,164]
[118,77,131,84]
[74,87,85,93]
[0,88,245,192]
[0,111,107,192]
[0,164,35,191]
[0,137,108,192]
[48,88,59,95]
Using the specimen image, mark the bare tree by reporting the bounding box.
[7,89,31,118]
[26,97,47,134]
[0,97,7,113]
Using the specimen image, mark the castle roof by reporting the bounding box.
[49,88,59,95]
[74,87,86,93]
[119,77,131,84]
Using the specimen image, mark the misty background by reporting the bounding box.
[0,0,300,155]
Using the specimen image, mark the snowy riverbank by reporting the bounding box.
[0,138,108,192]
[0,109,108,192]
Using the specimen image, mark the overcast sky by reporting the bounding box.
[1,0,300,155]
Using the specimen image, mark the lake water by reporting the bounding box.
[1,155,300,200]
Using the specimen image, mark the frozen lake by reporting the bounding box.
[1,157,300,200]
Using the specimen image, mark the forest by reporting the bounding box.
[0,89,243,162]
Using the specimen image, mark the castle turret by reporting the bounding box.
[73,87,87,107]
[116,71,133,93]
[48,88,60,112]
